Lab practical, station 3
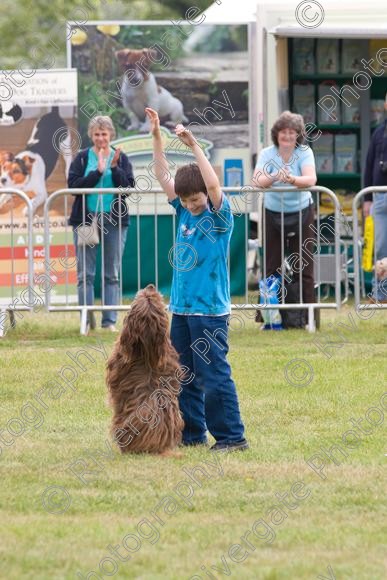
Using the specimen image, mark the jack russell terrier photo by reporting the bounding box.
[116,48,188,132]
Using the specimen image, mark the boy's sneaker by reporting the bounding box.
[209,439,249,453]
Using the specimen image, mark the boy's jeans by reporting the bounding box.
[171,313,245,445]
[73,221,128,327]
[373,193,387,301]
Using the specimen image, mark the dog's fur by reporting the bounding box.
[376,257,387,279]
[106,285,184,454]
[0,150,13,170]
[116,48,188,132]
[0,154,36,216]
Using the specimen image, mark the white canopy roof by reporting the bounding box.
[203,0,387,27]
[202,0,257,23]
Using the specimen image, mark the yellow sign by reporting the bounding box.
[362,215,374,272]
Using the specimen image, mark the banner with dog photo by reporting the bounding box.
[68,21,250,296]
[0,69,78,304]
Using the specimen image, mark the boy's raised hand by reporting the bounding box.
[145,107,160,136]
[145,107,177,201]
[175,124,197,148]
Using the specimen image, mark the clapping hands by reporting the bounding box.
[97,149,107,173]
[97,147,121,173]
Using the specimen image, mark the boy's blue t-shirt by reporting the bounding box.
[169,194,233,316]
[255,144,315,212]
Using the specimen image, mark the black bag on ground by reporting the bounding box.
[281,280,307,329]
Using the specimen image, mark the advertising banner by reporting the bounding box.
[0,69,78,304]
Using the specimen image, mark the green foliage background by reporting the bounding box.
[0,0,214,69]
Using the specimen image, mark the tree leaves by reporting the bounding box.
[0,0,213,69]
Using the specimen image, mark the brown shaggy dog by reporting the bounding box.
[106,284,184,454]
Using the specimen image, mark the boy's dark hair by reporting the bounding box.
[174,163,207,198]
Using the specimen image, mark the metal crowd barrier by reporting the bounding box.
[231,185,343,332]
[44,187,140,335]
[352,187,387,310]
[44,187,188,334]
[0,189,34,338]
[42,186,344,334]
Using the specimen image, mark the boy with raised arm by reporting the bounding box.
[145,107,248,452]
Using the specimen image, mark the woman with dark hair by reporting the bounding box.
[252,111,317,311]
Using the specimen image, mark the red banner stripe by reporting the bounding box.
[0,245,76,260]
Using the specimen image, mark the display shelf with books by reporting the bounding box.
[315,174,361,179]
[293,74,366,81]
[318,124,361,130]
[285,35,387,294]
[369,76,386,131]
[288,37,384,217]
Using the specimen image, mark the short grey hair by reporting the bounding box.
[271,110,305,147]
[87,115,116,140]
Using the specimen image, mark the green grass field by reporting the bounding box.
[0,306,386,580]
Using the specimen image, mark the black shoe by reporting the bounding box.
[209,439,249,453]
